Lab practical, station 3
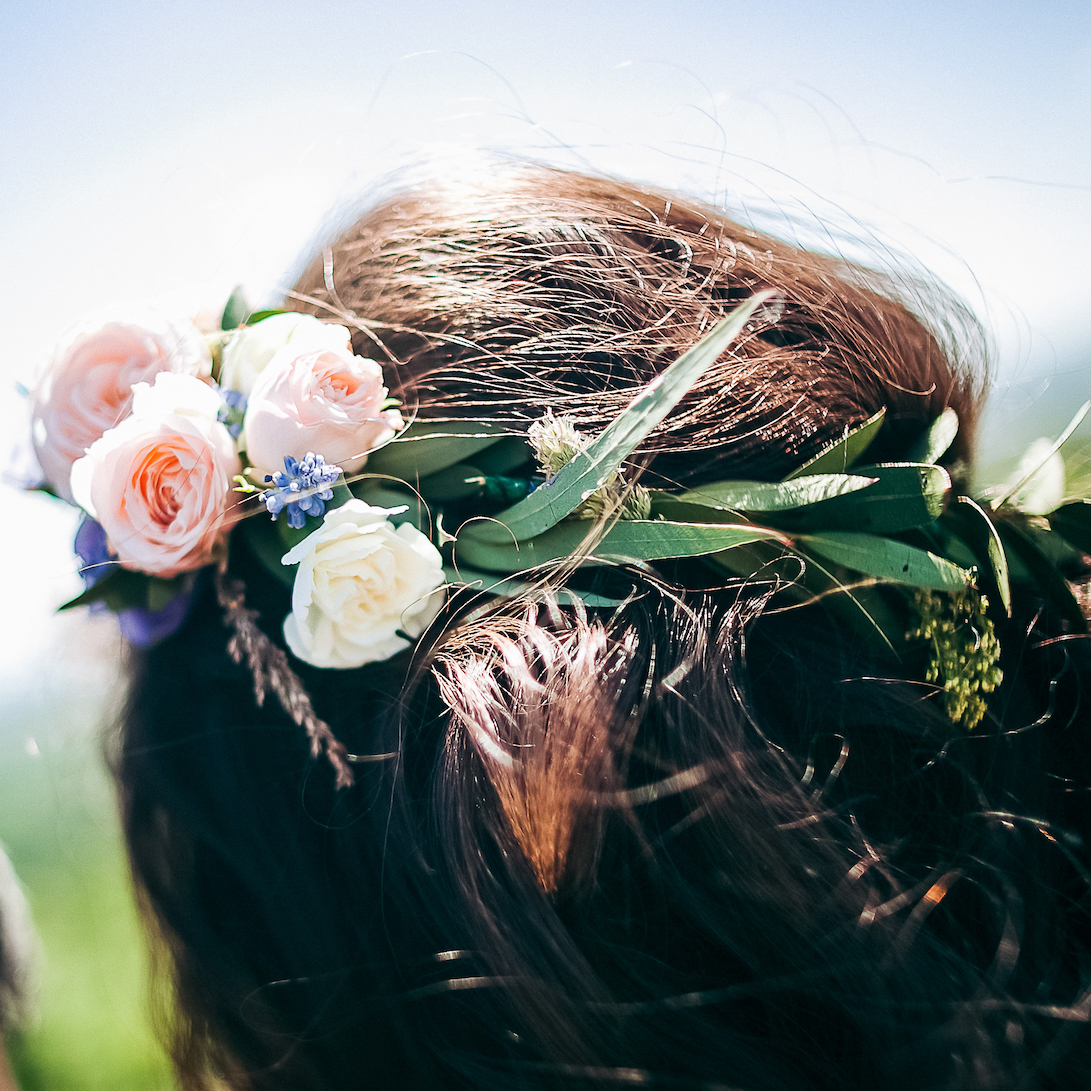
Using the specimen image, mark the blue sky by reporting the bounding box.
[1,0,1089,686]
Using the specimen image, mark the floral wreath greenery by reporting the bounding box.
[24,289,1091,782]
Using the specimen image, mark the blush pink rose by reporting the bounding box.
[243,346,403,477]
[30,313,211,502]
[69,373,240,578]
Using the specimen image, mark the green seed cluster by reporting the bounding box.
[528,412,651,521]
[907,588,1003,730]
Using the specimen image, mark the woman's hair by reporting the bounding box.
[116,164,1091,1089]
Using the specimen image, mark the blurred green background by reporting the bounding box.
[1,653,171,1090]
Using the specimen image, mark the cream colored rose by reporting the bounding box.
[70,373,241,577]
[219,312,352,396]
[30,312,210,502]
[281,500,445,669]
[243,345,403,476]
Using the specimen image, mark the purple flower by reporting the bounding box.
[260,452,342,529]
[72,517,194,647]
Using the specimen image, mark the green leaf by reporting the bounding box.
[363,420,506,480]
[1049,500,1091,554]
[666,472,877,514]
[943,496,1011,616]
[350,480,428,532]
[146,576,186,612]
[998,521,1087,631]
[58,566,149,612]
[245,308,286,325]
[799,531,972,592]
[442,567,623,608]
[221,286,250,331]
[471,436,533,476]
[783,409,885,480]
[769,463,950,534]
[706,538,901,652]
[417,464,488,502]
[237,516,297,588]
[905,407,959,464]
[464,292,773,545]
[455,518,787,574]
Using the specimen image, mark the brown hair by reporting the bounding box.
[117,163,1091,1090]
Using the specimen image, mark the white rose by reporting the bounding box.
[281,500,446,669]
[219,313,352,395]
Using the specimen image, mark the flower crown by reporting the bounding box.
[24,289,1091,782]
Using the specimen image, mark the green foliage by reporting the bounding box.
[461,293,771,546]
[220,285,251,331]
[783,408,885,479]
[799,531,972,592]
[907,588,1003,730]
[905,407,959,465]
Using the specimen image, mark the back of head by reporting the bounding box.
[113,164,1091,1090]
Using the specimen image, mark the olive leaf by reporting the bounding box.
[455,519,787,574]
[665,472,877,514]
[461,292,774,546]
[364,420,506,480]
[943,495,1011,616]
[798,531,972,592]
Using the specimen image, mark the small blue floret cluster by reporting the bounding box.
[261,453,342,529]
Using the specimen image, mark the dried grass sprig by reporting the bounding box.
[215,566,354,788]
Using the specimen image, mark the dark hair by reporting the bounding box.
[117,164,1091,1090]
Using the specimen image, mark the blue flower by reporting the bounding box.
[217,388,247,439]
[260,452,342,529]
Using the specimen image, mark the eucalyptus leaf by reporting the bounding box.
[943,496,1011,616]
[221,286,250,331]
[350,480,427,531]
[364,420,506,480]
[455,518,786,574]
[245,308,286,325]
[1049,500,1091,555]
[669,472,877,513]
[238,516,297,588]
[905,407,959,465]
[799,531,972,591]
[465,292,773,545]
[706,538,901,651]
[770,463,950,534]
[442,567,623,608]
[471,436,533,476]
[58,566,149,612]
[417,464,488,502]
[783,408,885,480]
[146,576,186,613]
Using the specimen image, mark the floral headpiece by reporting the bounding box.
[23,290,1091,782]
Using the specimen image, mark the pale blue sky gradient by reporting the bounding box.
[1,0,1089,687]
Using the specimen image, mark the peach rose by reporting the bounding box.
[243,346,403,477]
[30,313,211,502]
[69,373,240,577]
[219,312,352,396]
